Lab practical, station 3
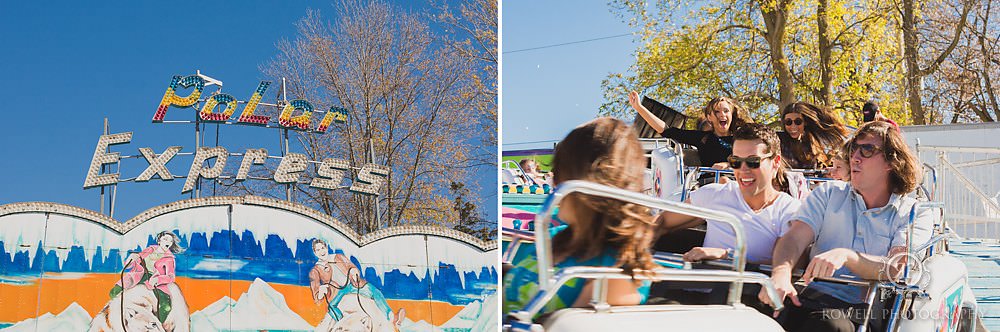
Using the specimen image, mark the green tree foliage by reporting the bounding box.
[604,0,991,126]
[450,181,494,241]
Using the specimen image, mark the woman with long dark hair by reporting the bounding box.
[779,102,849,169]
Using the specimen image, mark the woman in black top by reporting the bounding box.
[628,91,753,167]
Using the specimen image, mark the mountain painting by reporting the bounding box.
[0,197,498,332]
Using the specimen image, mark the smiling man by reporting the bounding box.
[759,121,934,332]
[658,123,801,265]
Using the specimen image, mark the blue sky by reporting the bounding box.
[0,1,496,222]
[502,1,638,150]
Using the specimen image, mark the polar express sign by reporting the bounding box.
[83,73,389,196]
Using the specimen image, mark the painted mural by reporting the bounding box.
[0,197,498,332]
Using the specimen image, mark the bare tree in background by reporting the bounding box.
[434,0,498,166]
[901,0,974,124]
[247,0,490,235]
[925,0,1000,123]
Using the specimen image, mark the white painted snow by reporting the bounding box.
[471,292,499,332]
[189,296,234,330]
[441,291,498,332]
[2,302,91,332]
[400,318,443,332]
[190,278,313,331]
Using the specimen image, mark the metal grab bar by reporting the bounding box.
[508,266,785,323]
[905,201,945,285]
[533,180,748,306]
[688,167,834,183]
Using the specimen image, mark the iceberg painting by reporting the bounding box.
[0,198,497,332]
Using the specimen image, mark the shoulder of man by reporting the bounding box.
[812,180,852,197]
[774,191,802,213]
[689,182,732,200]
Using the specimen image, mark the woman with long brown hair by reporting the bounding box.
[779,102,849,169]
[502,117,657,315]
[628,91,754,167]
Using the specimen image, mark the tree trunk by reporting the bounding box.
[817,0,833,106]
[762,2,795,109]
[979,0,999,122]
[902,0,973,125]
[902,0,926,124]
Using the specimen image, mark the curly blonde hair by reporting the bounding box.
[551,117,656,276]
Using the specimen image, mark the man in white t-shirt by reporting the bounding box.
[659,123,801,265]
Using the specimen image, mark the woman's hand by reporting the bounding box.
[682,247,728,262]
[628,91,645,113]
[627,90,667,133]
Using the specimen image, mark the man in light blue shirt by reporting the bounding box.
[759,121,934,332]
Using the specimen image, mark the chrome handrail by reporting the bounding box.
[508,266,783,324]
[904,201,945,286]
[533,181,747,306]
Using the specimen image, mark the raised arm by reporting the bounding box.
[760,220,815,308]
[628,91,666,134]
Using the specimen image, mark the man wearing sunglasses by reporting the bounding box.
[658,123,801,267]
[759,121,934,332]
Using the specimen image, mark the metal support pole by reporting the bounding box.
[371,139,380,228]
[195,108,201,199]
[282,78,291,202]
[100,118,108,215]
[111,158,118,219]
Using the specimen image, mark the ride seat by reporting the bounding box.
[540,305,782,331]
[682,147,701,167]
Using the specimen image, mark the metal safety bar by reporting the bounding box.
[508,266,784,324]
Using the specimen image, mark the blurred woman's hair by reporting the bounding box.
[552,117,656,276]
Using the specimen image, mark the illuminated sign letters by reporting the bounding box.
[84,133,390,195]
[310,158,350,190]
[182,147,229,193]
[350,164,391,195]
[83,132,133,189]
[84,73,386,196]
[236,149,268,181]
[135,146,182,182]
[154,74,343,133]
[274,153,309,184]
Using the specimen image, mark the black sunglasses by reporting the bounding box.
[783,118,803,126]
[727,154,773,169]
[850,142,883,158]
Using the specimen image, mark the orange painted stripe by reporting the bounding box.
[0,273,466,327]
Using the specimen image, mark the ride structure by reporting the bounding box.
[501,133,987,332]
